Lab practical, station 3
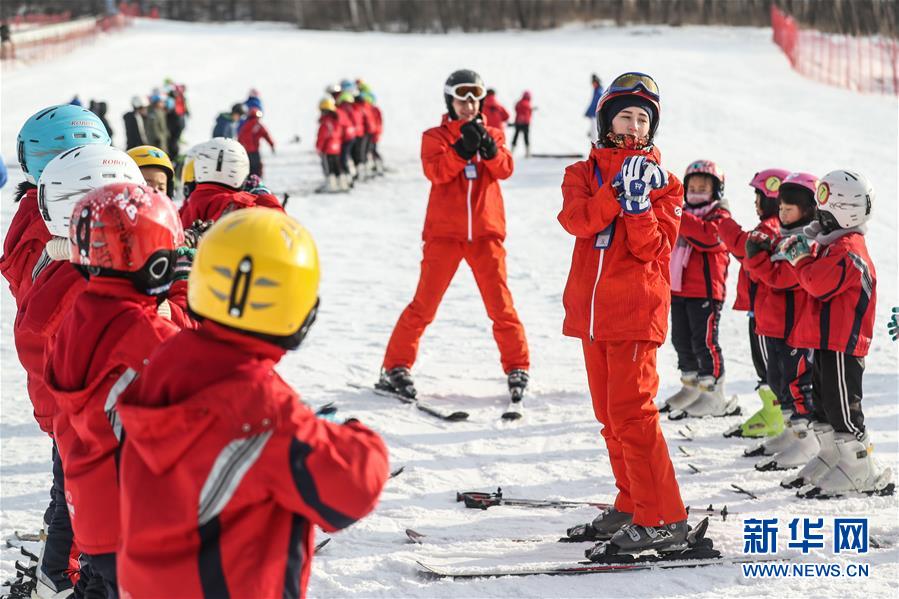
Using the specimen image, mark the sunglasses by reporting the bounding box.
[607,72,660,100]
[444,83,487,101]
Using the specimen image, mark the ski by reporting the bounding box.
[13,532,41,543]
[501,398,523,421]
[456,488,734,520]
[389,466,406,479]
[347,382,469,422]
[416,555,788,578]
[314,402,338,420]
[314,538,331,554]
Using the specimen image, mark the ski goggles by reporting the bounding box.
[444,83,487,101]
[607,72,660,100]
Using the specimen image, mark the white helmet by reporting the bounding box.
[816,170,874,230]
[131,95,148,109]
[38,145,143,237]
[192,137,250,189]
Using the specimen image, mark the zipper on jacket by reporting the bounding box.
[466,156,478,242]
[589,248,606,341]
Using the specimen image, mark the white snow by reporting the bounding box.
[2,18,897,598]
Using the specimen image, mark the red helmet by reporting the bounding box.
[70,182,184,294]
[749,168,790,199]
[683,159,725,200]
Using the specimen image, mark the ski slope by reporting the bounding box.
[2,19,898,597]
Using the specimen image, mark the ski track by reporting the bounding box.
[1,19,897,598]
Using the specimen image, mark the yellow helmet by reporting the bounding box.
[319,96,337,112]
[188,208,320,346]
[180,155,197,201]
[127,145,174,180]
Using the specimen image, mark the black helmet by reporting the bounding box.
[444,69,486,119]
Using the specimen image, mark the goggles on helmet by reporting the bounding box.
[444,83,487,101]
[606,72,660,100]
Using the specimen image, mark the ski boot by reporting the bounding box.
[724,384,783,438]
[743,410,793,457]
[376,367,417,399]
[801,433,895,499]
[338,173,351,192]
[507,369,529,401]
[316,174,339,194]
[670,376,739,419]
[585,518,719,563]
[566,506,633,542]
[782,422,838,489]
[660,371,700,414]
[755,418,819,471]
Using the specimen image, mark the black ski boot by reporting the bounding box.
[565,506,633,542]
[586,517,719,563]
[376,367,417,399]
[507,369,529,400]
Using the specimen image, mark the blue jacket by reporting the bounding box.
[585,85,604,118]
[0,156,7,189]
[212,113,238,138]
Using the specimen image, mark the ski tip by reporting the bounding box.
[389,465,406,479]
[446,411,470,422]
[501,411,523,421]
[314,537,331,553]
[405,528,426,544]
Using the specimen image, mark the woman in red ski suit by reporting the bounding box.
[380,69,529,400]
[559,73,687,543]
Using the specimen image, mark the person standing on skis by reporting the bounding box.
[559,73,690,557]
[379,69,530,407]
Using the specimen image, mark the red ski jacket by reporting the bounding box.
[14,260,86,434]
[559,145,682,343]
[743,222,813,340]
[672,206,729,301]
[349,102,365,137]
[482,94,510,129]
[237,114,274,153]
[179,183,283,228]
[788,231,876,356]
[371,105,384,143]
[44,278,181,555]
[514,95,532,125]
[315,112,342,155]
[337,104,356,141]
[421,115,513,242]
[357,101,377,135]
[0,187,52,306]
[717,215,780,311]
[116,321,389,599]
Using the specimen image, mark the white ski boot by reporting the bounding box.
[782,422,839,489]
[671,376,739,419]
[660,371,701,414]
[755,418,819,471]
[338,173,351,192]
[802,433,895,498]
[743,410,793,457]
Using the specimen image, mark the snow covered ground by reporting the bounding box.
[2,18,897,597]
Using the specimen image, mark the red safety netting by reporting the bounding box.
[771,4,898,95]
[1,14,131,66]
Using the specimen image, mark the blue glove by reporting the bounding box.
[888,307,898,342]
[774,235,813,266]
[615,156,667,215]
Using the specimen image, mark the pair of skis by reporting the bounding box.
[349,382,523,422]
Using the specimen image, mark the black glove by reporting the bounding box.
[479,131,498,160]
[183,219,214,249]
[452,121,482,161]
[745,230,773,259]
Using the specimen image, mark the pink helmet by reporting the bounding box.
[749,168,791,199]
[684,159,725,199]
[780,171,819,195]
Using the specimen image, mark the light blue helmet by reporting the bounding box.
[16,104,111,184]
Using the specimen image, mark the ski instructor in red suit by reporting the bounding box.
[559,73,690,557]
[379,69,530,404]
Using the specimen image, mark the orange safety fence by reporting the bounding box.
[771,4,898,95]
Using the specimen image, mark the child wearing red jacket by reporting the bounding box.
[775,170,892,498]
[179,137,282,228]
[44,182,189,596]
[379,69,530,410]
[315,96,347,193]
[663,160,735,419]
[237,107,274,177]
[482,88,510,128]
[512,91,533,156]
[116,208,389,599]
[742,172,818,470]
[559,73,690,557]
[718,168,790,439]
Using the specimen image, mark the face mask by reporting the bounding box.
[686,191,712,205]
[605,132,650,150]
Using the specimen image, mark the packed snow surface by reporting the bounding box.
[2,19,897,598]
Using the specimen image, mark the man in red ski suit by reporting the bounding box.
[237,107,274,177]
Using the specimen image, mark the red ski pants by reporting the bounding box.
[383,238,529,373]
[582,339,687,526]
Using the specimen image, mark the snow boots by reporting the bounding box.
[659,371,700,413]
[588,520,689,558]
[800,433,895,499]
[507,369,529,401]
[377,367,417,399]
[566,506,633,542]
[781,422,838,489]
[723,384,783,438]
[669,376,739,420]
[743,410,793,457]
[755,418,819,471]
